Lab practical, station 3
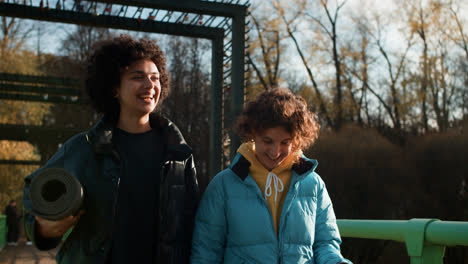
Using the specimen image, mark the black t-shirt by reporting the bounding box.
[111,128,163,263]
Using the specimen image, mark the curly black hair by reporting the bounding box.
[86,35,169,115]
[235,88,320,152]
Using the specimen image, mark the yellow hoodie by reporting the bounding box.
[237,142,298,234]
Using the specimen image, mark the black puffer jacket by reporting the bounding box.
[23,113,199,263]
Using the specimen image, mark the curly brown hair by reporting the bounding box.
[86,35,169,115]
[235,88,320,152]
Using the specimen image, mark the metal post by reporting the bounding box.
[229,13,246,160]
[0,215,6,249]
[405,219,445,264]
[209,34,224,180]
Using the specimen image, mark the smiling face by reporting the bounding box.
[253,126,293,171]
[116,59,161,119]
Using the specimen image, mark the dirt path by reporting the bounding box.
[0,236,57,264]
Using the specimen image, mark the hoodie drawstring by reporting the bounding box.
[264,171,284,203]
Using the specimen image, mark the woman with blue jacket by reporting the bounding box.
[191,88,351,264]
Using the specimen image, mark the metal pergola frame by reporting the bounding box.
[0,0,249,179]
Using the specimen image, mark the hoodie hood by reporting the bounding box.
[237,142,295,176]
[231,142,318,181]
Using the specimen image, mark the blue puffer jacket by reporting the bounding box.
[191,153,351,264]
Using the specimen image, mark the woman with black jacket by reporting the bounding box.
[23,35,199,264]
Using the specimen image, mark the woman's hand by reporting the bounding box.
[35,210,84,238]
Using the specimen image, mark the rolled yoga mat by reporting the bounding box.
[29,168,83,221]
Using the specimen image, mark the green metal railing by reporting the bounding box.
[337,218,468,264]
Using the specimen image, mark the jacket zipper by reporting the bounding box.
[98,155,122,261]
[245,177,280,261]
[157,159,170,261]
[111,151,125,219]
[278,183,298,263]
[112,177,121,218]
[277,173,306,264]
[108,151,124,254]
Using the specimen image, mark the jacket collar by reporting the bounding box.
[230,153,318,181]
[85,113,192,161]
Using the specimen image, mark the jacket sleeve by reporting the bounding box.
[313,174,352,264]
[191,173,226,263]
[23,144,67,251]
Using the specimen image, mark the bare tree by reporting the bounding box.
[398,0,440,132]
[304,0,348,130]
[247,0,467,136]
[273,0,333,126]
[1,15,33,54]
[397,0,466,132]
[343,9,415,141]
[61,25,112,64]
[161,37,211,191]
[444,0,468,59]
[247,8,284,91]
